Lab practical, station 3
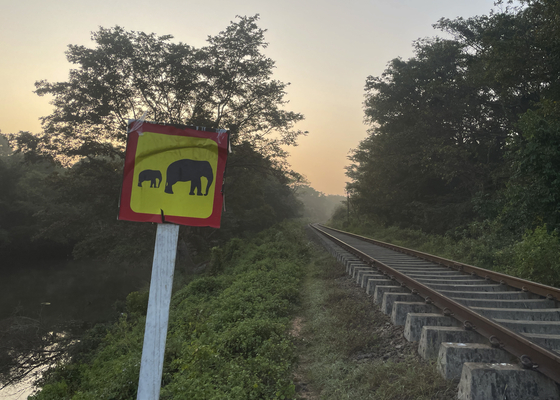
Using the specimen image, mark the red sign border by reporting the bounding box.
[118,121,229,228]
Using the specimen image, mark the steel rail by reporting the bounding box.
[318,224,560,301]
[311,223,560,385]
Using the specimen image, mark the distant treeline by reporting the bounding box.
[296,185,344,223]
[341,0,560,286]
[0,135,304,267]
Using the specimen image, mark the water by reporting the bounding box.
[0,258,151,399]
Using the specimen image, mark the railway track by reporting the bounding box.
[310,223,560,400]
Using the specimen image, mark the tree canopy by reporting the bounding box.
[347,1,560,235]
[28,15,304,164]
[4,16,306,262]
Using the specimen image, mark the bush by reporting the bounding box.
[327,217,560,288]
[125,291,149,316]
[31,221,308,399]
[506,225,560,287]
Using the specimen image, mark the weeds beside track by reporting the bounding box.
[293,232,456,400]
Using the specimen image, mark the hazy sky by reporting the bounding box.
[0,0,499,195]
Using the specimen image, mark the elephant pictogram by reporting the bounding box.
[138,169,162,188]
[164,159,214,196]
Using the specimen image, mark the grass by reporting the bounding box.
[28,221,310,400]
[294,233,457,400]
[18,221,458,399]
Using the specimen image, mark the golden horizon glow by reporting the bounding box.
[0,0,499,195]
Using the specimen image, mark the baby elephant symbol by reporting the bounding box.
[138,170,162,188]
[165,159,214,196]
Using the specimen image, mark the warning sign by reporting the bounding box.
[118,120,229,227]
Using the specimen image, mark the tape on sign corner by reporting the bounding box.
[129,111,147,135]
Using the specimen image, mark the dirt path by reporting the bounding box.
[291,237,457,399]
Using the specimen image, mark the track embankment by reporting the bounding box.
[310,223,560,400]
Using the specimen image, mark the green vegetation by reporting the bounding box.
[329,215,560,288]
[0,15,308,390]
[0,140,69,262]
[348,0,560,237]
[30,222,309,399]
[295,241,456,399]
[5,1,560,397]
[28,223,461,399]
[3,15,306,265]
[344,0,560,288]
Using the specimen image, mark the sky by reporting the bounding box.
[0,0,500,195]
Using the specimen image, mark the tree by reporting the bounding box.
[350,37,508,232]
[348,5,560,234]
[0,134,67,263]
[7,16,305,260]
[497,100,560,234]
[211,142,300,236]
[29,15,304,164]
[438,2,560,234]
[509,0,560,101]
[0,133,10,156]
[435,11,545,120]
[487,0,560,233]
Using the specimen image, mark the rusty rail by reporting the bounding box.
[317,224,560,301]
[311,223,560,384]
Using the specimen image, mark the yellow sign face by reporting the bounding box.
[130,131,218,219]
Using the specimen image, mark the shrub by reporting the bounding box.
[125,291,149,316]
[507,225,560,287]
[31,221,308,399]
[327,218,560,288]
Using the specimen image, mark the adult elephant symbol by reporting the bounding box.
[164,159,214,196]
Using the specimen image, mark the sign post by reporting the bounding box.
[137,223,179,400]
[118,120,229,400]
